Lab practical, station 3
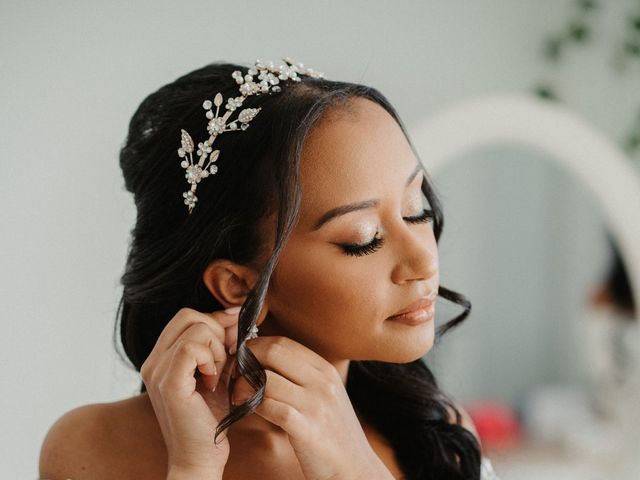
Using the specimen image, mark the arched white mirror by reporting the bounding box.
[412,94,640,480]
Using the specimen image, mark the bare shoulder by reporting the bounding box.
[39,401,114,480]
[39,394,165,480]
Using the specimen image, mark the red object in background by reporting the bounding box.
[464,401,522,450]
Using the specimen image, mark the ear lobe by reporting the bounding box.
[202,260,257,309]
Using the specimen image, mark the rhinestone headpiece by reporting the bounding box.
[177,57,325,214]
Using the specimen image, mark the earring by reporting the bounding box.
[246,323,259,340]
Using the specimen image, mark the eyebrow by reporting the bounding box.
[311,162,424,231]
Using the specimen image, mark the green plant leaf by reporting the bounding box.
[569,22,590,42]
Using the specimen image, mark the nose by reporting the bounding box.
[390,222,438,284]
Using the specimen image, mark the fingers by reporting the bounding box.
[225,324,238,355]
[177,322,228,392]
[242,337,332,386]
[219,355,237,391]
[144,312,232,394]
[163,339,219,393]
[232,368,303,407]
[247,396,304,438]
[154,307,238,353]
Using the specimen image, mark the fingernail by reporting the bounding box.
[224,306,241,314]
[229,344,237,354]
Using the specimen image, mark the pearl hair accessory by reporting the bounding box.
[177,57,325,214]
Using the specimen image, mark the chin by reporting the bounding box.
[375,321,435,363]
[398,341,434,363]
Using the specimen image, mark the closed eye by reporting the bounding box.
[404,208,434,224]
[339,208,434,257]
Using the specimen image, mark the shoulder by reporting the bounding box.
[39,402,113,480]
[39,394,164,480]
[445,401,481,447]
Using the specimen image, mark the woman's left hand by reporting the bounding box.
[230,335,395,480]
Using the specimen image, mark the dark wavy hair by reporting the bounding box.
[115,60,481,479]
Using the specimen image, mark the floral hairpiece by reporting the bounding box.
[177,57,325,214]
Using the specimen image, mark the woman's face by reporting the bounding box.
[261,97,440,364]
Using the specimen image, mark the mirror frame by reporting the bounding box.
[411,93,640,321]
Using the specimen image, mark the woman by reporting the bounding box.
[39,58,500,480]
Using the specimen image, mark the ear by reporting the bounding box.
[202,259,259,309]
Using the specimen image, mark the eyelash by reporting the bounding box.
[339,208,435,257]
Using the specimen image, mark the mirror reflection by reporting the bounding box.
[427,143,640,479]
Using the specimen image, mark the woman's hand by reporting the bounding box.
[230,335,395,480]
[140,306,242,479]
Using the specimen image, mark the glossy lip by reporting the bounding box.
[386,292,437,326]
[387,291,438,319]
[387,304,435,325]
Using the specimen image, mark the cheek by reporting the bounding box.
[269,242,388,347]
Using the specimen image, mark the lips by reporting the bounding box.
[387,291,438,319]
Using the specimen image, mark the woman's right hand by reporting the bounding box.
[140,306,242,479]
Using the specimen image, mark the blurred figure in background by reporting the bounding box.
[584,237,640,478]
[586,237,637,419]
